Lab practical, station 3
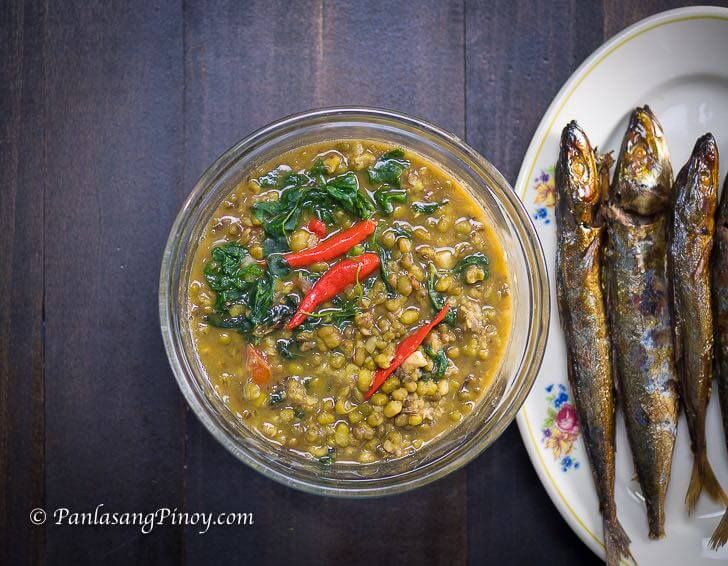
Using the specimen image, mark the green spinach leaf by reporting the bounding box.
[249,294,300,338]
[368,148,410,187]
[412,200,448,214]
[422,345,449,382]
[370,224,397,297]
[453,252,490,279]
[203,243,279,335]
[298,295,357,330]
[308,158,327,177]
[252,186,306,238]
[321,172,376,219]
[205,313,254,333]
[276,338,299,359]
[252,171,375,243]
[426,263,457,324]
[257,166,311,190]
[268,388,287,406]
[203,244,264,311]
[374,187,407,215]
[389,223,413,240]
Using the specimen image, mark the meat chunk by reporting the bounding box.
[402,350,428,372]
[458,299,485,333]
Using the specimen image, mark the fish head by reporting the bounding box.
[612,106,673,215]
[675,133,719,227]
[556,121,600,226]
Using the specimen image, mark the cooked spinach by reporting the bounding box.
[203,243,266,312]
[298,295,357,330]
[267,254,291,278]
[367,148,410,187]
[205,313,253,331]
[379,253,396,296]
[453,252,490,279]
[412,199,448,214]
[204,243,253,291]
[373,186,407,215]
[252,187,307,238]
[262,234,289,256]
[203,243,282,335]
[252,197,299,238]
[426,263,457,324]
[250,296,298,338]
[249,272,274,322]
[389,223,413,240]
[422,345,449,382]
[257,165,293,189]
[308,157,327,177]
[252,172,375,241]
[293,406,306,419]
[322,172,376,219]
[260,235,291,277]
[370,224,397,297]
[276,338,299,359]
[268,388,287,406]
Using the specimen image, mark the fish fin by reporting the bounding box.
[595,150,614,206]
[686,450,728,513]
[702,454,728,506]
[686,457,702,513]
[603,516,633,566]
[710,508,728,550]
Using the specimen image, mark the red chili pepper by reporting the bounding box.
[364,304,451,400]
[307,218,327,238]
[283,220,377,268]
[286,253,380,330]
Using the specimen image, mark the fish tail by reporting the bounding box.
[702,454,728,505]
[686,456,702,513]
[710,508,728,550]
[603,515,633,566]
[686,450,728,513]
[645,499,666,540]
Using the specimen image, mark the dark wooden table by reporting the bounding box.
[3,1,723,564]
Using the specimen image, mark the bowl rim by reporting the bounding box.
[159,106,550,497]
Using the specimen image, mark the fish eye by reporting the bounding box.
[632,143,647,161]
[571,159,586,178]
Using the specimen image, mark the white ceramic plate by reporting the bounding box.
[515,7,728,565]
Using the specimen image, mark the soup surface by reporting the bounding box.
[189,140,512,464]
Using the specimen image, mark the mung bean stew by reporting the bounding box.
[188,140,512,465]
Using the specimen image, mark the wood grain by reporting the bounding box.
[602,0,727,38]
[465,0,604,184]
[464,3,604,564]
[3,1,724,564]
[0,2,47,565]
[41,1,185,563]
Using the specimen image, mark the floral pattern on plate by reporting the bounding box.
[542,384,581,472]
[532,167,555,225]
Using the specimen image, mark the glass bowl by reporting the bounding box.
[160,107,550,497]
